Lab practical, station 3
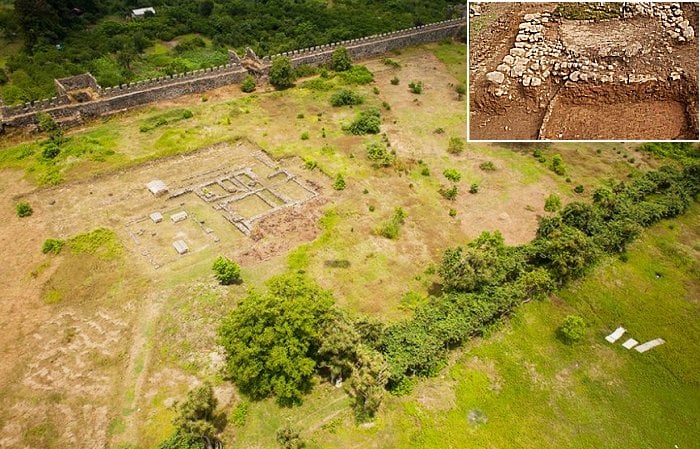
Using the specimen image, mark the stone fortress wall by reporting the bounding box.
[0,18,465,131]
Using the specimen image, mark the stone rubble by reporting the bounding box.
[489,3,694,96]
[629,2,695,42]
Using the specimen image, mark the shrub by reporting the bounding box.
[229,401,250,427]
[443,168,462,182]
[37,112,63,142]
[550,154,566,176]
[366,142,394,167]
[544,193,562,212]
[333,174,346,190]
[304,158,317,170]
[438,231,524,293]
[270,56,295,89]
[377,207,407,240]
[330,46,352,72]
[420,166,430,176]
[42,238,65,254]
[182,109,193,119]
[390,77,400,85]
[449,208,457,217]
[574,185,585,194]
[382,58,401,68]
[340,65,374,85]
[42,143,61,160]
[330,89,364,107]
[533,149,546,163]
[447,137,464,154]
[479,161,496,171]
[174,35,206,53]
[300,78,334,91]
[300,132,310,140]
[344,108,381,135]
[16,201,33,217]
[294,64,319,78]
[469,183,479,194]
[439,185,458,200]
[408,81,423,94]
[241,76,256,93]
[455,84,466,98]
[381,101,391,110]
[212,256,242,285]
[373,86,380,95]
[558,315,586,343]
[276,422,304,449]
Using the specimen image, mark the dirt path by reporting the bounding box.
[0,170,52,387]
[115,289,168,447]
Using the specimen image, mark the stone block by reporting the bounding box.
[171,211,188,223]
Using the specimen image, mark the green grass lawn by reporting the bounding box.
[221,203,699,449]
[311,203,699,449]
[430,41,466,85]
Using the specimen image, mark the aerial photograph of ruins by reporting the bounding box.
[469,1,700,140]
[0,1,699,449]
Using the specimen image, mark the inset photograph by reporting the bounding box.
[468,2,699,140]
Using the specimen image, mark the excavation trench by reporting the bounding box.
[539,77,699,140]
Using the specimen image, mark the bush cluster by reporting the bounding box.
[377,207,407,240]
[344,108,381,135]
[330,89,364,107]
[366,142,394,168]
[381,162,699,388]
[212,256,242,285]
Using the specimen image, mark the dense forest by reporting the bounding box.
[0,0,465,104]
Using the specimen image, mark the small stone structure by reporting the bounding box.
[171,211,188,223]
[173,240,188,255]
[149,212,163,223]
[146,180,168,196]
[132,7,155,18]
[0,18,466,132]
[635,338,665,353]
[622,338,639,349]
[54,73,101,103]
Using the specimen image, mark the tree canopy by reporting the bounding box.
[1,0,463,103]
[218,274,335,405]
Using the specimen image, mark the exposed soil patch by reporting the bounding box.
[545,99,687,140]
[469,2,699,140]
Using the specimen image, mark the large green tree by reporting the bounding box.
[438,231,525,293]
[329,46,352,71]
[218,274,335,405]
[349,346,389,421]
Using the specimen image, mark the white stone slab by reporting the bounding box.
[605,327,626,343]
[171,211,188,223]
[173,240,188,255]
[146,180,168,196]
[635,338,665,353]
[622,338,638,349]
[149,212,163,223]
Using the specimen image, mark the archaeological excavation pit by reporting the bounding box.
[469,2,699,140]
